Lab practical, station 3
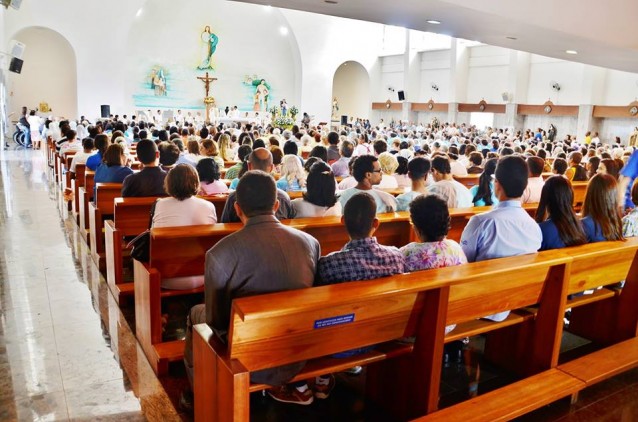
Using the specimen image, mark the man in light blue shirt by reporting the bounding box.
[460,155,542,321]
[338,155,397,214]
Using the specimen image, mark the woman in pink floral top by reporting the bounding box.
[400,194,467,272]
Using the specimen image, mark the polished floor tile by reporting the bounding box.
[0,148,180,420]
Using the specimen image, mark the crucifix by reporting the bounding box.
[197,71,217,122]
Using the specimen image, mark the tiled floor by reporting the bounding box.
[1,142,638,421]
[0,146,180,421]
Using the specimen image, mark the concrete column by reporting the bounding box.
[504,103,524,132]
[448,102,459,123]
[576,104,595,142]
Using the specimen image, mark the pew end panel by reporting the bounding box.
[134,259,165,375]
[566,240,638,345]
[448,255,571,377]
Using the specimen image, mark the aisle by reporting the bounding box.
[0,148,180,421]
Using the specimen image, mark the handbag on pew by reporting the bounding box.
[127,199,158,263]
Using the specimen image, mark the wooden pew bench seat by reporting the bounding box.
[415,369,584,422]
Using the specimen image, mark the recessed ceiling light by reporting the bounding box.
[506,36,517,40]
[426,20,441,25]
[279,26,289,36]
[565,50,578,55]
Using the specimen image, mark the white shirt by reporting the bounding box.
[152,196,217,228]
[522,176,545,204]
[450,160,468,176]
[339,187,397,214]
[337,176,357,190]
[428,179,474,208]
[378,174,398,189]
[70,151,94,172]
[292,198,342,218]
[60,141,83,156]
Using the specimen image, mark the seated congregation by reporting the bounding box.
[50,116,638,420]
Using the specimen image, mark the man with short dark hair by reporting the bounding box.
[69,137,95,173]
[326,131,340,162]
[122,139,167,197]
[318,192,404,285]
[428,155,473,208]
[331,139,354,177]
[221,148,296,222]
[182,170,320,406]
[460,155,542,320]
[395,157,431,211]
[338,155,397,214]
[158,141,180,171]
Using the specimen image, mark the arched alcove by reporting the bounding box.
[332,61,370,121]
[8,27,78,118]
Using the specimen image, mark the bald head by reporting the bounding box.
[248,147,274,172]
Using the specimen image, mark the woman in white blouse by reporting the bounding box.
[152,164,217,289]
[292,161,342,218]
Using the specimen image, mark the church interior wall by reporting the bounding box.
[522,115,578,141]
[3,2,638,130]
[8,27,77,119]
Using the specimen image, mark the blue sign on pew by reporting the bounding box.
[314,313,355,329]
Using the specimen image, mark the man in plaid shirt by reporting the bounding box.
[317,192,405,285]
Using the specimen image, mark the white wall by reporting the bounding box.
[598,118,636,143]
[603,69,638,105]
[526,55,583,104]
[378,55,404,101]
[332,61,370,120]
[419,50,451,103]
[8,27,77,119]
[522,115,578,141]
[466,46,510,104]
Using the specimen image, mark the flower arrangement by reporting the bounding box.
[269,105,279,116]
[274,115,295,129]
[289,105,299,118]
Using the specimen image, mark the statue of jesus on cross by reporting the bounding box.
[197,72,218,122]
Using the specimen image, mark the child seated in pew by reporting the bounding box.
[400,194,466,335]
[311,192,406,401]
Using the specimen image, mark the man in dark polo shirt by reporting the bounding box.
[121,139,167,197]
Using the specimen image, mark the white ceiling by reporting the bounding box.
[230,0,638,74]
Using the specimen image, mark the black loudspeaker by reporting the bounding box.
[9,57,23,74]
[340,115,348,125]
[100,105,111,118]
[398,90,405,101]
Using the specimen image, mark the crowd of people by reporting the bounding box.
[46,113,638,409]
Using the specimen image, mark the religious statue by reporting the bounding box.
[150,67,167,96]
[198,26,219,70]
[254,79,270,111]
[331,97,339,120]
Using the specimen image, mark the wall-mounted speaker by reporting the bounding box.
[9,40,25,59]
[9,57,23,74]
[398,90,405,101]
[340,115,348,125]
[100,105,111,118]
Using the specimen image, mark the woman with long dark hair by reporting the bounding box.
[535,176,587,250]
[469,158,498,206]
[292,161,341,217]
[582,174,624,242]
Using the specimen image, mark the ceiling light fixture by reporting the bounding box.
[426,20,441,25]
[565,50,578,55]
[280,26,289,36]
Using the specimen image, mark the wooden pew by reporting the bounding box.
[71,164,86,224]
[78,170,95,244]
[419,238,638,421]
[453,175,480,189]
[571,181,587,210]
[89,183,123,269]
[192,251,573,421]
[104,195,227,302]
